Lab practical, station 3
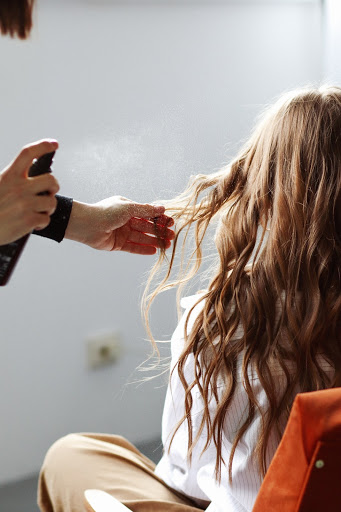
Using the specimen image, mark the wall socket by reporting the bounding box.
[87,332,122,369]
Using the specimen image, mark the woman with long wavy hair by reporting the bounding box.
[38,86,341,512]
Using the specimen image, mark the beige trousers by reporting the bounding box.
[38,433,204,512]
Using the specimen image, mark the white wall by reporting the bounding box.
[323,0,341,83]
[0,1,322,484]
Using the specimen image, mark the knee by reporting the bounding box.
[40,433,82,483]
[38,434,86,511]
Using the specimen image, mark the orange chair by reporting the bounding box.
[253,388,341,512]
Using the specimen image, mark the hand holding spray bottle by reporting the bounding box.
[0,151,55,285]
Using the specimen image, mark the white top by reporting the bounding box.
[155,294,333,512]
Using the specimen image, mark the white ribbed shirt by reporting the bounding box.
[155,294,333,512]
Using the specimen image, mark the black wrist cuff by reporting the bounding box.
[33,195,73,243]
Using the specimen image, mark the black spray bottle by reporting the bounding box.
[0,151,55,286]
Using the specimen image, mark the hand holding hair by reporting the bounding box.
[64,196,174,254]
[0,139,60,245]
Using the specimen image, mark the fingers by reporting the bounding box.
[29,173,60,196]
[10,139,59,177]
[30,212,53,231]
[120,241,157,255]
[129,217,174,240]
[127,229,172,249]
[152,214,174,227]
[117,212,174,255]
[33,195,58,216]
[18,196,57,232]
[128,202,166,219]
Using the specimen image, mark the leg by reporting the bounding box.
[38,433,203,512]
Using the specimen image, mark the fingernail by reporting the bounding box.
[165,217,174,227]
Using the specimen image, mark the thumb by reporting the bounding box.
[129,203,165,219]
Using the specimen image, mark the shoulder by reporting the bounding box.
[170,292,206,358]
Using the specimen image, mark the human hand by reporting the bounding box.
[64,196,174,254]
[0,139,60,244]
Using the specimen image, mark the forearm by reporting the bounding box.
[64,200,92,244]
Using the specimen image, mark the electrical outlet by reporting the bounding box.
[87,332,122,369]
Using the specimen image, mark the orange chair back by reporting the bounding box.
[253,388,341,512]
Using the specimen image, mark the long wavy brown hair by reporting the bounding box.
[0,0,35,39]
[143,86,341,482]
